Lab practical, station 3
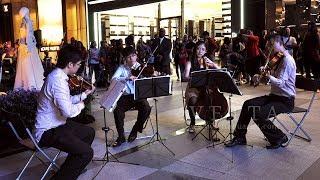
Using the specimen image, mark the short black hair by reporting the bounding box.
[122,46,136,57]
[202,31,209,37]
[56,44,82,69]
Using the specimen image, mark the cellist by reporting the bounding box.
[184,41,220,133]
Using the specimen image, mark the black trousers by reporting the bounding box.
[234,94,294,144]
[39,121,95,180]
[245,56,261,78]
[113,95,151,138]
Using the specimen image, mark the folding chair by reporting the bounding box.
[3,110,61,180]
[272,75,319,147]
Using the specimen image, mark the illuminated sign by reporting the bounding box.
[1,4,10,13]
[40,46,60,52]
[37,0,63,45]
[3,5,8,12]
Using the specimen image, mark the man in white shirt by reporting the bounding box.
[35,45,95,179]
[226,36,296,149]
[111,46,151,147]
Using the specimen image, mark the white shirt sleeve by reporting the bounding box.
[52,80,85,118]
[291,37,297,46]
[268,58,290,88]
[70,92,87,104]
[112,66,127,82]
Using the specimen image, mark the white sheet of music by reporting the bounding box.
[99,80,126,112]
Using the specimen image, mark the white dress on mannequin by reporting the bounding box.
[14,7,44,91]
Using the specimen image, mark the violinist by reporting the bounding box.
[34,45,96,179]
[111,46,151,147]
[184,41,220,133]
[225,36,296,149]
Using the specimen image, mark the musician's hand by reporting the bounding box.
[153,71,160,76]
[129,75,137,81]
[204,56,217,68]
[85,85,96,96]
[259,66,266,73]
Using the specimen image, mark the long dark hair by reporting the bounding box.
[191,41,209,70]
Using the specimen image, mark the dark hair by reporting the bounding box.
[56,44,82,69]
[202,31,209,37]
[192,41,206,60]
[122,46,136,57]
[223,37,231,45]
[195,40,206,49]
[90,41,96,48]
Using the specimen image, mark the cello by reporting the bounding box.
[188,57,228,121]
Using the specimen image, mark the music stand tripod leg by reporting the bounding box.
[92,108,139,165]
[139,99,175,156]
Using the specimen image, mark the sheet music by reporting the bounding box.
[99,80,126,112]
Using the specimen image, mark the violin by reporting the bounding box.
[266,51,284,70]
[131,62,155,78]
[252,51,284,87]
[68,74,93,92]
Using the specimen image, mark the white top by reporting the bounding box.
[34,68,87,142]
[281,36,297,56]
[111,64,134,95]
[269,51,296,98]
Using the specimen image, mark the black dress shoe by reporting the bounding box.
[225,137,247,147]
[266,135,288,149]
[112,137,126,147]
[128,131,137,143]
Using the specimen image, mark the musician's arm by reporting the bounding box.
[268,58,292,88]
[111,66,127,81]
[70,93,87,104]
[184,61,191,79]
[52,81,84,118]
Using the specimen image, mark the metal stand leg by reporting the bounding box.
[139,99,175,156]
[210,94,252,163]
[92,108,138,178]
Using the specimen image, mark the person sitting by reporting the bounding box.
[111,46,152,147]
[225,36,296,149]
[184,41,220,133]
[34,44,96,179]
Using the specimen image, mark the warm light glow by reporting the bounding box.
[88,0,115,5]
[37,0,63,45]
[3,5,8,12]
[94,12,98,45]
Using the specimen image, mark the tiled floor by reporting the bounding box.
[1,80,320,180]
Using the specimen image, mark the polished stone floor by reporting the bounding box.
[1,79,320,180]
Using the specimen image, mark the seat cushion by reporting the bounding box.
[19,139,35,150]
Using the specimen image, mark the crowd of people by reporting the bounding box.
[172,22,319,85]
[0,11,319,178]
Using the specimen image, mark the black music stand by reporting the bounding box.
[134,76,175,156]
[190,69,228,144]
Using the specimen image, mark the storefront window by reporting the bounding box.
[94,0,226,44]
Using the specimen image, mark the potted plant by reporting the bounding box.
[0,89,38,131]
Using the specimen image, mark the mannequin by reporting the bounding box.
[14,7,44,91]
